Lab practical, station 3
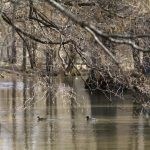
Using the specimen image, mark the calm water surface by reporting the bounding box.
[0,76,150,150]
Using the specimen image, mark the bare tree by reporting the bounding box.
[1,0,150,114]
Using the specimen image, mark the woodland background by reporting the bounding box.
[0,0,150,112]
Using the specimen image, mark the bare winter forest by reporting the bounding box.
[0,0,150,112]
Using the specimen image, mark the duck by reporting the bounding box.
[37,116,47,121]
[86,116,97,121]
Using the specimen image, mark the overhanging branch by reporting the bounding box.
[1,12,70,45]
[45,0,150,52]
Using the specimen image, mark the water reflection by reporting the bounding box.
[0,76,150,149]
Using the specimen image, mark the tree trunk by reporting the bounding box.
[11,39,17,64]
[46,49,53,75]
[22,41,27,71]
[132,49,142,70]
[11,3,17,64]
[28,41,36,69]
[65,45,76,74]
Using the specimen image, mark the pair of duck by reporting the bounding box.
[37,116,96,121]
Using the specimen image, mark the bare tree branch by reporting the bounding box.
[44,0,150,105]
[45,0,150,52]
[1,12,71,45]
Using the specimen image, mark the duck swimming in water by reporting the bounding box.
[37,116,47,121]
[86,116,97,121]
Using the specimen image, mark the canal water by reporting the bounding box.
[0,76,150,150]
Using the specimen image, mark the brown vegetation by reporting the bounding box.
[0,0,150,112]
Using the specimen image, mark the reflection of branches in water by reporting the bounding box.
[54,87,86,116]
[9,81,46,113]
[10,80,85,115]
[53,84,85,106]
[101,90,127,112]
[10,77,138,117]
